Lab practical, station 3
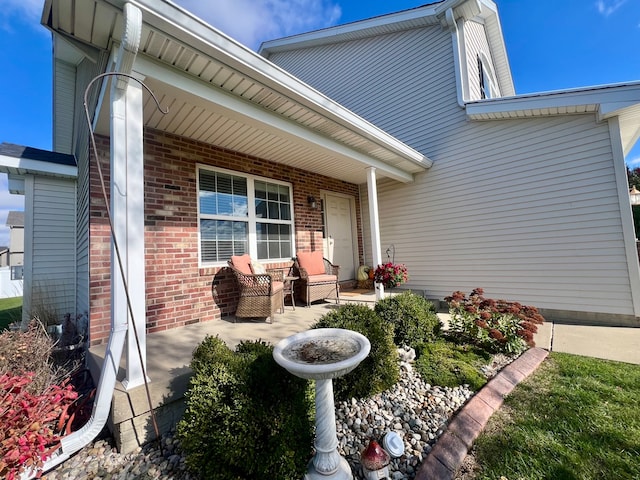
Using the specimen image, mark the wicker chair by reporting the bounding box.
[293,251,340,307]
[228,254,284,322]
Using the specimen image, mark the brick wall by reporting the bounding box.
[88,129,362,345]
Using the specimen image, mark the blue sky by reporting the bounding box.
[1,0,639,245]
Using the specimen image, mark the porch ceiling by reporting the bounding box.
[44,0,432,185]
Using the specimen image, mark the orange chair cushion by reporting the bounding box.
[307,274,337,284]
[231,254,253,275]
[297,251,325,276]
[272,281,284,293]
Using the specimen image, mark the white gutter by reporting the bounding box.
[112,0,431,169]
[444,8,466,108]
[27,4,143,477]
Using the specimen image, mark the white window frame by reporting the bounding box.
[196,164,295,266]
[478,52,500,99]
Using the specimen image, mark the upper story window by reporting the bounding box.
[197,165,293,265]
[477,53,500,99]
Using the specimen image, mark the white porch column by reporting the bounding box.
[110,3,146,390]
[366,167,385,300]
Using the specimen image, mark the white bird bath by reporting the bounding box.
[273,328,371,480]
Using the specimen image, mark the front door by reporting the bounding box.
[323,193,356,282]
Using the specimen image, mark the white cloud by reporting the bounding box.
[0,174,25,247]
[0,0,45,33]
[627,155,640,169]
[174,0,341,50]
[595,0,628,16]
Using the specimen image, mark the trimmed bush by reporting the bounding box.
[313,303,399,401]
[374,291,441,348]
[414,340,492,391]
[177,336,313,480]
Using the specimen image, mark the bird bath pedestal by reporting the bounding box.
[273,328,371,480]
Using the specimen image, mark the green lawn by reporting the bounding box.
[471,352,640,479]
[0,297,22,331]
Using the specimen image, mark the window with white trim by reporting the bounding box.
[197,166,293,264]
[477,53,500,100]
[11,265,23,280]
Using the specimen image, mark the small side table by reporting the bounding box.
[283,276,299,311]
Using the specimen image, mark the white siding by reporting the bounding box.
[266,26,457,150]
[462,20,494,101]
[29,177,77,321]
[74,53,109,320]
[54,60,76,154]
[270,24,638,319]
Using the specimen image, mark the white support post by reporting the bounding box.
[366,167,385,300]
[110,73,147,390]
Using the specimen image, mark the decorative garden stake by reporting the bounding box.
[273,328,371,480]
[360,439,391,479]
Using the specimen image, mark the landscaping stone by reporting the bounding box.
[42,346,525,480]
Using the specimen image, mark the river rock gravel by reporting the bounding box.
[42,347,514,480]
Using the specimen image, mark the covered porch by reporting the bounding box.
[87,292,378,452]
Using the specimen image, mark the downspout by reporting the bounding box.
[444,8,466,108]
[30,4,143,476]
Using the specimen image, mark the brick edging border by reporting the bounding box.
[415,347,549,480]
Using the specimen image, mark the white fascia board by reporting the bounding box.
[259,4,443,54]
[466,82,640,119]
[476,0,515,96]
[0,155,78,178]
[135,55,417,183]
[107,0,430,170]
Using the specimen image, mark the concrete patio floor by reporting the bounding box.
[87,290,640,452]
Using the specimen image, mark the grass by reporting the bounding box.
[0,296,22,331]
[471,352,640,480]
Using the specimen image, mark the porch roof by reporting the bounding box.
[43,0,432,184]
[0,143,78,179]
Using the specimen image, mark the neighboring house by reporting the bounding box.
[19,0,639,388]
[0,246,7,267]
[6,211,25,280]
[0,144,77,320]
[0,211,26,298]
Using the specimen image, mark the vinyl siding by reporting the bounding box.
[74,53,109,320]
[31,177,77,319]
[270,24,637,317]
[266,26,457,151]
[53,60,76,154]
[462,20,494,100]
[371,114,633,315]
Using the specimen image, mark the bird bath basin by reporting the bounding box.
[274,328,371,480]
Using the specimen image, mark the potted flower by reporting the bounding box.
[373,262,408,290]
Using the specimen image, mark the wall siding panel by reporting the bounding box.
[31,177,77,320]
[75,52,109,323]
[270,23,636,320]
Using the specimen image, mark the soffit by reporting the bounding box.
[44,0,430,184]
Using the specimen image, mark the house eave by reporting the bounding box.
[0,144,78,180]
[465,82,640,154]
[44,0,432,184]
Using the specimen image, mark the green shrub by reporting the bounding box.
[313,303,399,401]
[374,291,441,348]
[177,336,313,480]
[444,288,545,354]
[414,340,492,391]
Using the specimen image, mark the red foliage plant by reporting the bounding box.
[445,288,545,354]
[0,372,78,480]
